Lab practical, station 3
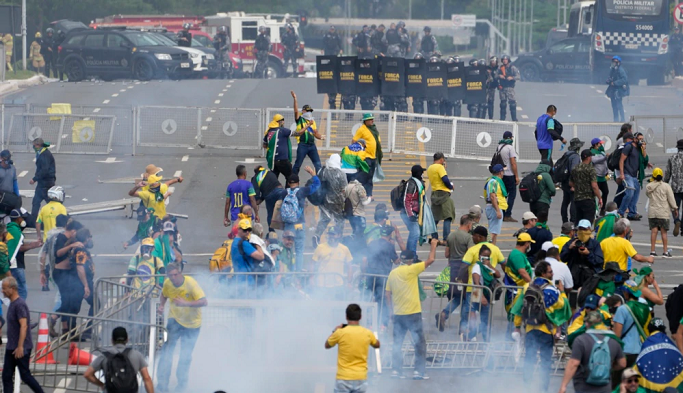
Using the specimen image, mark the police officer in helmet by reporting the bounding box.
[178,23,192,47]
[606,55,629,122]
[440,56,458,116]
[467,58,480,118]
[420,26,439,58]
[485,56,499,120]
[476,59,488,118]
[497,54,520,121]
[412,52,426,114]
[426,55,442,115]
[282,23,299,77]
[322,26,343,56]
[42,28,56,78]
[254,26,271,79]
[213,26,231,79]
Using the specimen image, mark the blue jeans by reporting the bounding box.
[9,268,27,299]
[284,223,305,272]
[619,174,640,217]
[334,380,367,393]
[157,318,201,390]
[292,143,322,175]
[503,175,517,218]
[523,329,554,391]
[391,313,426,375]
[400,211,419,252]
[31,182,52,222]
[611,96,624,123]
[462,293,491,341]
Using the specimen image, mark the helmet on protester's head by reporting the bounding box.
[259,26,267,33]
[612,55,622,63]
[397,21,405,28]
[47,186,64,203]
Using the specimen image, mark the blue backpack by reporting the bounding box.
[280,188,302,224]
[586,333,612,386]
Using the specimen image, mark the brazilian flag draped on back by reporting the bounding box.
[634,332,683,392]
[340,142,369,173]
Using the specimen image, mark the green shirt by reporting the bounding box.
[504,249,533,287]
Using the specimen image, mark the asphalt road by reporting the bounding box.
[2,76,683,392]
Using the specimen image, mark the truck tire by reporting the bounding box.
[267,59,283,79]
[133,59,154,81]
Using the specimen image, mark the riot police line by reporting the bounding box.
[315,55,501,120]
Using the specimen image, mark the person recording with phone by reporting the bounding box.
[559,219,604,290]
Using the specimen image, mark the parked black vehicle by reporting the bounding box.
[56,29,193,81]
[513,36,591,82]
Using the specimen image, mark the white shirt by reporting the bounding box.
[545,257,574,290]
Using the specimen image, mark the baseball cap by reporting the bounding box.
[622,368,640,380]
[648,317,666,333]
[302,104,313,112]
[9,209,28,219]
[328,226,341,236]
[577,219,592,229]
[411,165,426,177]
[581,149,594,160]
[561,222,575,234]
[268,243,283,252]
[590,138,604,146]
[491,164,504,174]
[469,205,483,216]
[380,226,395,237]
[282,230,295,238]
[163,221,176,232]
[400,250,418,262]
[238,219,252,230]
[652,167,663,179]
[517,233,535,243]
[522,212,537,221]
[503,131,513,139]
[112,326,128,342]
[288,174,300,184]
[472,226,488,237]
[584,294,600,309]
[541,241,557,252]
[0,150,11,159]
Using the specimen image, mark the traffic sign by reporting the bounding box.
[675,3,683,24]
[476,132,492,148]
[28,126,42,140]
[161,119,177,135]
[451,14,476,28]
[416,127,432,143]
[351,123,362,136]
[79,127,94,142]
[223,121,237,136]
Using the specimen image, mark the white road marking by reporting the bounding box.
[102,100,110,104]
[18,171,27,178]
[590,86,595,89]
[210,109,216,113]
[92,108,101,113]
[229,80,235,83]
[521,114,529,119]
[218,93,224,97]
[120,89,126,92]
[226,84,232,88]
[222,89,227,92]
[206,117,213,122]
[201,126,208,130]
[112,93,119,97]
[516,106,523,111]
[95,157,122,163]
[135,81,141,85]
[127,85,134,89]
[182,155,189,162]
[656,142,663,147]
[596,89,603,93]
[53,377,72,393]
[168,186,176,194]
[214,100,220,104]
[174,170,182,177]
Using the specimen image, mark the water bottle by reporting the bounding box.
[560,143,565,151]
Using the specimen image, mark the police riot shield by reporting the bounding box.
[355,58,380,97]
[447,62,466,101]
[316,56,338,95]
[425,62,447,100]
[464,66,487,104]
[404,59,426,98]
[380,57,405,97]
[338,57,357,95]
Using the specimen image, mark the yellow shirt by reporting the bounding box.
[385,262,425,315]
[600,236,637,271]
[427,163,450,192]
[137,184,169,219]
[485,177,508,211]
[313,243,353,287]
[552,236,572,255]
[462,242,505,292]
[37,201,68,241]
[353,125,379,159]
[162,276,205,328]
[326,325,378,380]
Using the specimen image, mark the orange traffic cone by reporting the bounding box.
[68,343,94,366]
[33,313,57,364]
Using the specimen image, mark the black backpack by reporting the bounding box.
[390,179,408,211]
[552,151,576,184]
[489,145,506,173]
[607,144,627,171]
[521,282,549,326]
[103,348,139,393]
[519,172,542,203]
[666,284,683,334]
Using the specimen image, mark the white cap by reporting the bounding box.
[542,241,557,252]
[522,211,537,220]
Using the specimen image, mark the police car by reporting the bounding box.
[149,33,209,76]
[513,36,591,82]
[57,30,193,81]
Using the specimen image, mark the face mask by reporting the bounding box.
[33,146,41,153]
[329,238,340,247]
[19,221,26,228]
[149,186,160,193]
[609,307,618,314]
[526,245,531,253]
[577,229,592,243]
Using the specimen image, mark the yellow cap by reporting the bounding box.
[35,32,42,38]
[147,174,162,185]
[652,167,663,179]
[517,233,536,243]
[273,114,284,122]
[238,219,252,230]
[141,238,155,247]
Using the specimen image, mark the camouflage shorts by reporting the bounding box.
[499,87,516,102]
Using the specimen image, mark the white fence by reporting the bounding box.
[630,115,683,154]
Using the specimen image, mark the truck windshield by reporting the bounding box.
[604,0,663,16]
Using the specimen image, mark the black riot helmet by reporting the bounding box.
[429,56,440,63]
[453,55,461,63]
[477,59,486,66]
[489,56,498,67]
[469,58,478,66]
[46,28,54,35]
[423,26,431,33]
[414,52,424,60]
[397,21,406,29]
[446,56,456,64]
[219,26,227,33]
[501,54,511,64]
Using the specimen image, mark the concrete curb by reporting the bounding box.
[673,76,683,90]
[0,75,48,96]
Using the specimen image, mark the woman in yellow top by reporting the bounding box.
[129,174,184,220]
[29,32,45,74]
[351,113,382,199]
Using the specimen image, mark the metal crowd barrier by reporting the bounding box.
[630,114,683,154]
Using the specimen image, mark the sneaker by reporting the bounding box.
[675,220,681,237]
[390,370,405,379]
[48,317,59,338]
[503,217,518,223]
[663,252,673,258]
[650,252,658,257]
[413,371,430,380]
